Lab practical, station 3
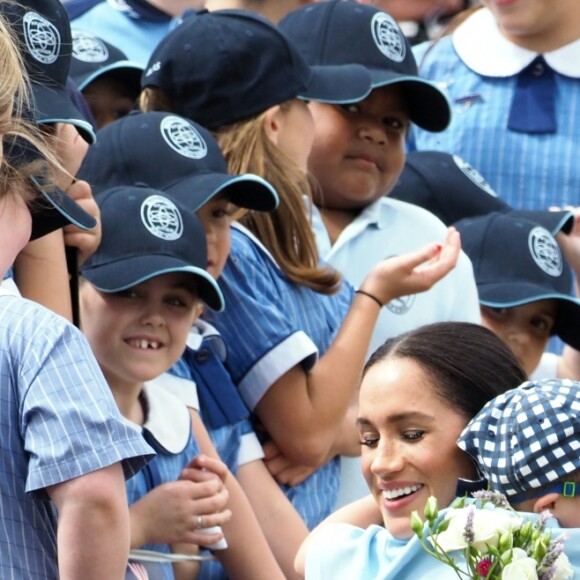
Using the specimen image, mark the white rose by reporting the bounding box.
[552,553,574,580]
[501,548,539,580]
[433,507,522,553]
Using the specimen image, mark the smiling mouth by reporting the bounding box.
[382,484,424,501]
[126,339,161,350]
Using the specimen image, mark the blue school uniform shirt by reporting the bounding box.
[67,0,179,66]
[410,7,580,210]
[125,383,200,580]
[0,290,153,579]
[204,223,355,529]
[156,322,264,580]
[305,515,580,579]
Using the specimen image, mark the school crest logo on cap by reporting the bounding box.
[72,30,109,63]
[160,116,208,160]
[140,195,184,241]
[23,11,60,64]
[386,294,415,315]
[528,226,563,277]
[370,12,405,63]
[453,155,497,197]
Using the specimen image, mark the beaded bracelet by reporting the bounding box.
[355,289,383,308]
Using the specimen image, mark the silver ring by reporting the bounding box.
[196,515,204,530]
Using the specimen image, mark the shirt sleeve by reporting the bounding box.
[18,309,153,492]
[205,230,318,410]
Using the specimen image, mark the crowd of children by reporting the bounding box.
[2,0,579,578]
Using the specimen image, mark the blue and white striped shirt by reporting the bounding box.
[0,292,153,579]
[204,223,354,529]
[410,8,580,210]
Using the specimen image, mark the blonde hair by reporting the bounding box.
[140,89,342,294]
[215,109,341,294]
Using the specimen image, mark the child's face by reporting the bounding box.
[483,0,578,44]
[307,85,410,211]
[480,299,558,376]
[270,99,315,172]
[195,192,236,280]
[83,77,137,130]
[49,123,89,190]
[0,107,32,276]
[80,272,200,389]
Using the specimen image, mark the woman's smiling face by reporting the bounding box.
[358,356,477,539]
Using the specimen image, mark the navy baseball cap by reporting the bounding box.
[142,9,372,129]
[4,130,97,240]
[81,185,224,311]
[279,0,451,132]
[77,111,279,212]
[455,212,580,349]
[391,151,575,235]
[458,379,580,502]
[70,29,143,93]
[0,0,95,143]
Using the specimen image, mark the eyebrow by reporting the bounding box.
[357,411,436,427]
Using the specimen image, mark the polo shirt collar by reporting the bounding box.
[453,8,580,78]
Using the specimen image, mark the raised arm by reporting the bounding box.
[257,229,461,466]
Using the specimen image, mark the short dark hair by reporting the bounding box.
[364,322,527,420]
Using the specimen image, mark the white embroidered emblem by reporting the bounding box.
[23,11,60,64]
[453,155,497,196]
[72,30,109,63]
[370,12,405,63]
[528,226,562,277]
[386,294,416,315]
[160,116,208,160]
[141,195,183,241]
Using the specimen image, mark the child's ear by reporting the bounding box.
[262,105,283,146]
[532,492,560,514]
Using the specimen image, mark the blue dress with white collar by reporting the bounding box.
[410,7,580,210]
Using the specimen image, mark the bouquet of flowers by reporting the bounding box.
[410,491,574,580]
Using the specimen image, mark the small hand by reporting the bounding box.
[361,226,461,306]
[262,441,318,487]
[62,180,102,266]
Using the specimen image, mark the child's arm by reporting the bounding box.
[236,458,308,580]
[13,229,73,320]
[189,410,286,580]
[47,462,131,580]
[256,229,461,467]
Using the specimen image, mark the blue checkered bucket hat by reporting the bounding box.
[457,379,580,503]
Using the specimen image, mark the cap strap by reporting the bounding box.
[509,481,580,503]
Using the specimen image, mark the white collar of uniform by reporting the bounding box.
[453,7,580,78]
[231,221,282,271]
[0,277,21,297]
[185,319,227,361]
[140,382,191,454]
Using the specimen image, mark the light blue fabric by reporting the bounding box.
[305,515,580,579]
[410,11,580,211]
[71,1,178,66]
[204,223,354,529]
[0,292,153,579]
[311,197,480,509]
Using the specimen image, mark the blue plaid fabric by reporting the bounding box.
[458,379,580,499]
[0,293,153,579]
